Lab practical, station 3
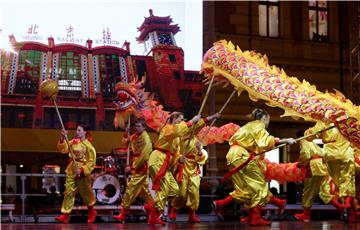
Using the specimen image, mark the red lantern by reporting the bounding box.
[17,112,26,119]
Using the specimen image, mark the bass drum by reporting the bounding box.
[92,174,121,204]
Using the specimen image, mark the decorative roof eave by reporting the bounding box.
[92,46,129,56]
[52,43,88,55]
[17,42,50,52]
[137,24,180,42]
[137,9,173,31]
[7,35,49,53]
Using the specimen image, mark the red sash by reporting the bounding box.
[221,144,255,183]
[152,148,171,191]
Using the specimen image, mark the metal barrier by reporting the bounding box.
[1,173,66,222]
[0,172,223,222]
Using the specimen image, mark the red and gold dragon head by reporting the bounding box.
[113,78,169,132]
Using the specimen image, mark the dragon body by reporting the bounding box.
[201,40,360,150]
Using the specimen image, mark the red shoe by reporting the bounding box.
[240,215,249,223]
[144,203,152,215]
[188,209,200,223]
[169,207,177,221]
[344,197,353,209]
[294,209,311,222]
[329,198,345,212]
[87,206,97,224]
[113,208,129,223]
[349,208,358,223]
[55,213,70,224]
[270,196,286,215]
[213,195,234,221]
[148,207,165,225]
[249,206,271,226]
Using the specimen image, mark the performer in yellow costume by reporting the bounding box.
[305,121,355,222]
[113,118,154,223]
[354,149,360,220]
[294,128,344,222]
[55,124,97,224]
[169,113,219,223]
[145,112,201,225]
[238,154,287,223]
[213,108,295,226]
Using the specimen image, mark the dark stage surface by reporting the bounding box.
[2,221,360,230]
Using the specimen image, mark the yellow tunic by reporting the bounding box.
[298,139,327,177]
[226,120,274,208]
[298,138,333,208]
[121,131,154,209]
[148,121,190,211]
[57,138,96,213]
[354,150,360,202]
[305,121,355,198]
[171,119,208,210]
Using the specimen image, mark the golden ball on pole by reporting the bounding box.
[40,79,59,99]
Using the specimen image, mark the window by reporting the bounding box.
[1,106,33,128]
[258,0,279,37]
[58,51,82,97]
[173,71,181,80]
[168,54,176,63]
[309,0,329,42]
[179,90,192,104]
[43,108,95,129]
[15,50,42,94]
[135,59,151,91]
[97,54,121,98]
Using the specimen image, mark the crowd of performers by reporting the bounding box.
[53,108,360,226]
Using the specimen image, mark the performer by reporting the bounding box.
[354,149,360,219]
[169,113,220,223]
[305,121,356,222]
[294,129,344,222]
[55,124,97,224]
[145,112,201,225]
[113,117,155,223]
[213,108,295,226]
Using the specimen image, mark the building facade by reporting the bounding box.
[203,1,360,185]
[0,10,203,178]
[1,10,203,132]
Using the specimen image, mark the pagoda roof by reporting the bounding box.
[137,9,180,42]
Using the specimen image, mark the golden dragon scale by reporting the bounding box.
[201,40,360,150]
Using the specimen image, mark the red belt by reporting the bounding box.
[221,151,255,183]
[355,156,360,166]
[152,148,171,191]
[176,153,197,183]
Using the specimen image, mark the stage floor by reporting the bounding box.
[2,221,360,230]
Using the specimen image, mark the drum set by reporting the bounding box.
[92,152,127,205]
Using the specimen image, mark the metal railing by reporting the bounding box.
[1,172,223,222]
[1,173,66,222]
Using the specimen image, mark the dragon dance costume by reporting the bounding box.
[146,120,195,224]
[170,119,208,223]
[114,130,154,222]
[294,136,343,222]
[305,121,356,222]
[55,138,97,224]
[214,120,282,226]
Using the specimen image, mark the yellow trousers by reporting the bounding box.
[121,173,154,209]
[302,176,333,209]
[229,160,269,208]
[171,174,200,210]
[326,159,355,198]
[149,164,179,211]
[61,175,96,213]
